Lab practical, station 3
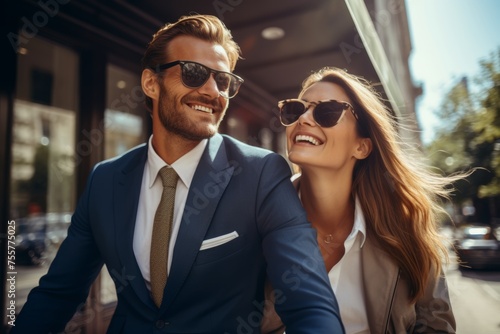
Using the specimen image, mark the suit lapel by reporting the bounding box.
[162,134,234,309]
[113,145,156,309]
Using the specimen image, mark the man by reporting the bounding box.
[13,14,344,333]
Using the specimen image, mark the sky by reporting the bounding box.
[404,0,500,144]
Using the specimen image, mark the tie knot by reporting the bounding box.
[158,166,178,188]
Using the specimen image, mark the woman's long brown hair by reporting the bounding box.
[300,67,466,302]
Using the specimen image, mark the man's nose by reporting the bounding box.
[197,74,220,99]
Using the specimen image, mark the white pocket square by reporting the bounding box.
[200,231,239,250]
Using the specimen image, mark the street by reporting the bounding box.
[446,255,500,334]
[440,226,500,334]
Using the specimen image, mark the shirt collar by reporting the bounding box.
[349,196,367,247]
[147,135,207,189]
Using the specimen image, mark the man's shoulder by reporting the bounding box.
[94,143,147,171]
[219,134,275,159]
[216,135,291,177]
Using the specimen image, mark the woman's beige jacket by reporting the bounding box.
[263,234,456,333]
[357,235,456,333]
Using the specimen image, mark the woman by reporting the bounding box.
[262,67,460,333]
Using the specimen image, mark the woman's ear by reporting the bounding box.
[141,69,159,101]
[354,137,372,160]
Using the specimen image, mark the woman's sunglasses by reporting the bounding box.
[278,99,358,127]
[154,60,244,99]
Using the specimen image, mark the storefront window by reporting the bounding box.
[9,37,79,311]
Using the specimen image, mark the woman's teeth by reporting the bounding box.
[295,135,320,145]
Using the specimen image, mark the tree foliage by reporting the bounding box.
[425,48,500,202]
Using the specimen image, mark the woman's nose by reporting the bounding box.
[298,107,316,126]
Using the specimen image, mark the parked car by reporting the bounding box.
[15,212,72,265]
[454,224,500,270]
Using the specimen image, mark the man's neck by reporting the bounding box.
[152,133,202,165]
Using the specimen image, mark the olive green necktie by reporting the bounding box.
[150,166,178,308]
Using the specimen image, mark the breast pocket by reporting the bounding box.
[195,231,246,265]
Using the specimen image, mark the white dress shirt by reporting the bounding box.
[133,135,207,290]
[328,196,369,334]
[295,172,370,334]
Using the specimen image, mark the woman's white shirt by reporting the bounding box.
[328,197,370,334]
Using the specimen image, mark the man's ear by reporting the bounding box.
[354,137,372,160]
[141,69,159,101]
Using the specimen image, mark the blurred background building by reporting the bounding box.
[1,0,421,332]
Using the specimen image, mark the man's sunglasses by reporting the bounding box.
[154,60,244,99]
[278,99,358,127]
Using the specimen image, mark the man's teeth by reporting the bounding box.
[192,105,213,113]
[295,135,320,145]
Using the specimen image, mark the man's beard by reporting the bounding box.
[157,83,225,141]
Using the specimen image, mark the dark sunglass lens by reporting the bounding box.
[214,73,231,95]
[314,102,344,127]
[281,101,306,125]
[182,62,209,87]
[227,76,243,98]
[228,79,240,97]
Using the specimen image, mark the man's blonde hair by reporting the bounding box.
[141,14,241,110]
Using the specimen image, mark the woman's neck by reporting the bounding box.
[298,168,355,240]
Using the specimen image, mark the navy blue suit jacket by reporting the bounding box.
[13,134,344,333]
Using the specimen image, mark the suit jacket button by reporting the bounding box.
[155,320,165,329]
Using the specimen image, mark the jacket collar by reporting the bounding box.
[113,134,235,311]
[360,236,400,333]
